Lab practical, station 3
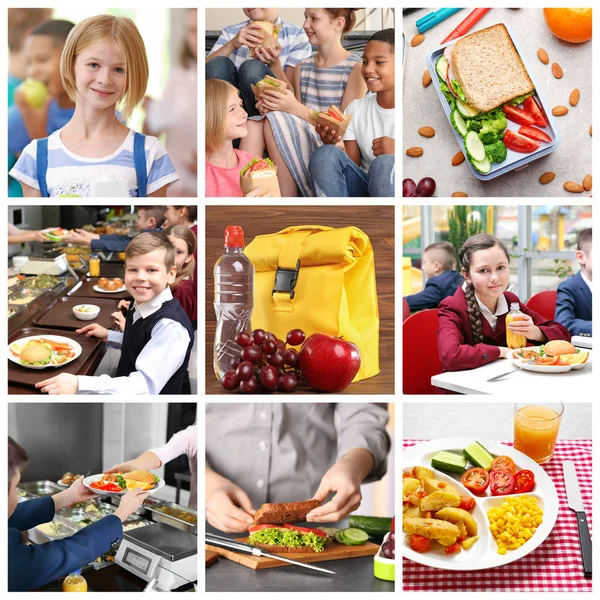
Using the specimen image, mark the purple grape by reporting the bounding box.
[259,365,279,392]
[241,345,263,364]
[235,361,255,381]
[283,348,299,368]
[268,352,285,368]
[278,373,298,393]
[403,178,417,197]
[262,339,278,355]
[239,376,259,394]
[252,329,267,345]
[266,332,278,342]
[277,340,286,351]
[235,332,253,347]
[221,370,239,391]
[416,177,436,197]
[230,356,242,369]
[286,329,306,346]
[389,531,395,544]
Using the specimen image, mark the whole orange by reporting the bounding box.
[543,8,592,43]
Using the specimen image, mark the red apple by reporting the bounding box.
[298,333,361,392]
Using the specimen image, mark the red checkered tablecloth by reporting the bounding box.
[403,439,593,592]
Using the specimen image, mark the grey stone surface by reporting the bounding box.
[402,8,592,197]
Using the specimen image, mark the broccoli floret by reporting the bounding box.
[466,120,482,133]
[485,141,508,164]
[478,120,497,144]
[490,111,507,135]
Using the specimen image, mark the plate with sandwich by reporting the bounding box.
[8,335,82,369]
[428,23,560,180]
[41,228,72,242]
[309,105,352,137]
[251,75,288,101]
[508,340,591,373]
[84,470,164,495]
[240,157,281,197]
[248,20,280,58]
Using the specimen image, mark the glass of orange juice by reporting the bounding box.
[514,403,564,464]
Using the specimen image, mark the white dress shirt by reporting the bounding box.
[462,281,509,331]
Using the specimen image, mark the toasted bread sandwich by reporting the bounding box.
[449,24,534,113]
[309,105,352,136]
[249,21,280,57]
[123,470,157,490]
[254,499,321,525]
[247,523,329,553]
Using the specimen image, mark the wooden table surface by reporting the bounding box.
[205,206,395,394]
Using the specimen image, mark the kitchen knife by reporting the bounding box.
[205,534,336,575]
[563,460,592,577]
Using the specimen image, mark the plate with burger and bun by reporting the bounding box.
[84,470,164,495]
[8,335,81,369]
[509,340,591,373]
[309,105,352,137]
[240,158,281,197]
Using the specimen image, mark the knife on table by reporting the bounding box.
[205,533,336,575]
[563,460,592,577]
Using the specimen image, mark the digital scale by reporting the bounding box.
[115,522,197,591]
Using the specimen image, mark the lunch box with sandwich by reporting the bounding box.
[427,23,560,181]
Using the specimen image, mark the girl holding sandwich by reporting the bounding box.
[437,233,571,374]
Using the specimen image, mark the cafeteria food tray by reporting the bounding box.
[8,327,103,388]
[70,277,130,300]
[145,501,198,534]
[33,296,121,331]
[19,480,65,497]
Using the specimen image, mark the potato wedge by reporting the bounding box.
[403,517,460,540]
[420,490,461,512]
[403,504,421,519]
[413,466,434,482]
[437,537,459,547]
[423,478,460,496]
[435,507,478,536]
[403,478,421,497]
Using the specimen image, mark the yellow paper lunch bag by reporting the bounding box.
[244,225,380,383]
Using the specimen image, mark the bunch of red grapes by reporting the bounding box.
[221,328,306,393]
[381,531,395,560]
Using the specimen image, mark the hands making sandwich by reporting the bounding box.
[206,448,374,533]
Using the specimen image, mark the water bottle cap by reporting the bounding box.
[224,226,245,248]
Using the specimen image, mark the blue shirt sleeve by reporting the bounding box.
[91,235,130,252]
[8,496,55,531]
[405,278,444,311]
[8,104,31,154]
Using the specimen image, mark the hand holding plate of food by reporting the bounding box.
[41,227,72,242]
[509,340,591,373]
[93,278,126,293]
[8,335,82,369]
[84,470,164,495]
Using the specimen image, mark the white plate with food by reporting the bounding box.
[41,227,71,242]
[509,340,591,374]
[402,438,558,571]
[57,473,82,487]
[8,335,82,369]
[84,471,165,496]
[93,277,126,294]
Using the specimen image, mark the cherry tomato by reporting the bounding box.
[283,524,328,538]
[248,524,280,533]
[503,130,541,153]
[445,543,462,555]
[490,470,515,496]
[459,495,476,511]
[513,470,536,493]
[409,534,431,553]
[519,125,552,143]
[461,467,490,494]
[523,97,548,127]
[491,456,516,476]
[503,104,536,126]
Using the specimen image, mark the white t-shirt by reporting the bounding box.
[9,129,179,197]
[343,94,395,171]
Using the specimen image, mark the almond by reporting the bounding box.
[406,147,423,157]
[583,174,592,191]
[422,70,432,87]
[537,48,549,65]
[418,126,435,138]
[590,126,592,136]
[564,181,584,193]
[552,106,568,116]
[569,89,580,106]
[451,151,465,166]
[551,62,563,78]
[411,33,425,47]
[452,192,468,197]
[539,172,556,185]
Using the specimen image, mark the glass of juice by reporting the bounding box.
[513,403,564,464]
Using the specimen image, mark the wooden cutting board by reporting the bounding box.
[205,538,379,570]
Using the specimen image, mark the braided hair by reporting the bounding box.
[459,233,510,344]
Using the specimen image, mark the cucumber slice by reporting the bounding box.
[337,527,369,546]
[463,441,495,470]
[451,110,467,137]
[349,516,392,538]
[471,155,492,174]
[465,131,486,162]
[456,99,480,118]
[435,55,448,81]
[334,530,346,544]
[431,450,468,473]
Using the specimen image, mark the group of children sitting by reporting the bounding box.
[405,229,592,373]
[35,206,197,396]
[205,8,395,198]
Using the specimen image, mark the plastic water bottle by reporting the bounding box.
[213,226,254,380]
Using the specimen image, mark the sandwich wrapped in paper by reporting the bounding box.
[309,105,352,137]
[251,75,288,102]
[249,20,280,58]
[239,157,281,197]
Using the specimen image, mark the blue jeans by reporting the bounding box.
[309,145,395,197]
[205,56,274,117]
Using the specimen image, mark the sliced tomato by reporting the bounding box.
[249,160,271,172]
[90,481,105,490]
[491,456,516,476]
[513,470,536,493]
[283,524,328,538]
[327,109,342,121]
[490,470,515,496]
[503,129,541,153]
[409,534,431,553]
[104,483,122,492]
[461,467,490,494]
[248,524,280,533]
[503,104,536,126]
[445,543,462,555]
[523,96,548,127]
[534,356,560,366]
[519,125,552,143]
[459,496,476,511]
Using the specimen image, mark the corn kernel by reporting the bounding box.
[487,495,543,554]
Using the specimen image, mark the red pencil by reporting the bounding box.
[441,8,491,44]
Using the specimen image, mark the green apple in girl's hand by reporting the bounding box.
[21,79,49,109]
